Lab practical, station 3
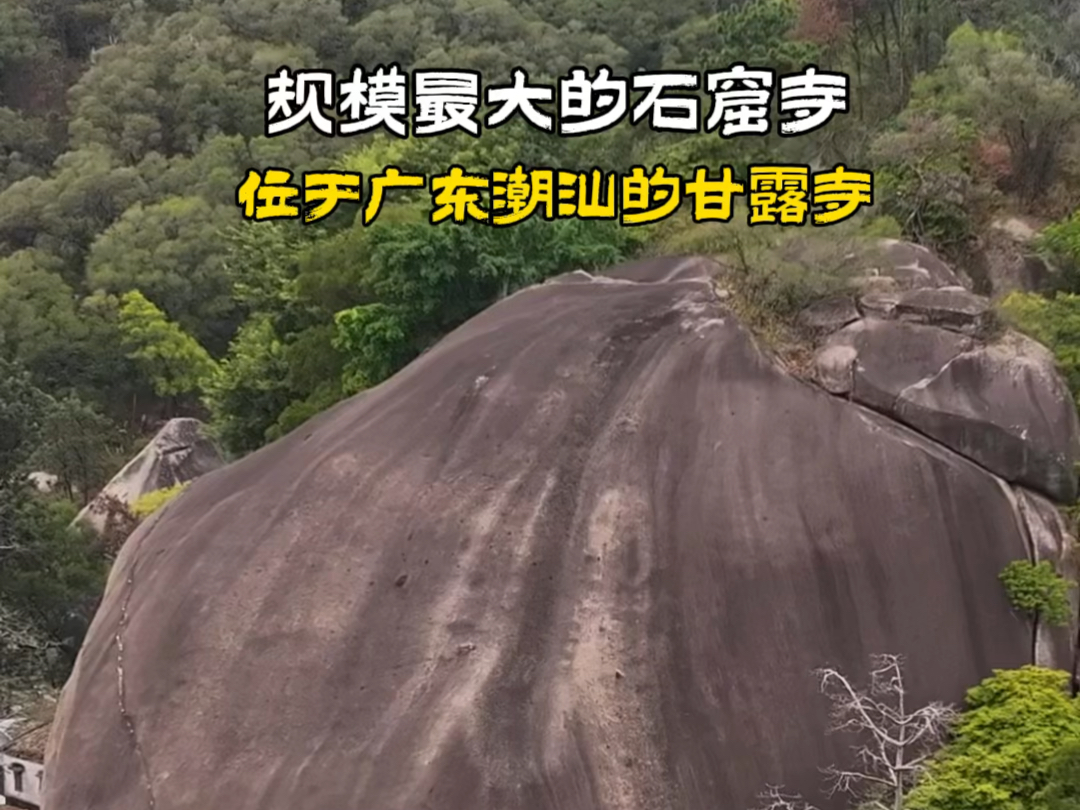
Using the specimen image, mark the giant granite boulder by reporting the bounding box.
[45,255,1077,810]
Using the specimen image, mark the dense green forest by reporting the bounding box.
[8,0,1080,803]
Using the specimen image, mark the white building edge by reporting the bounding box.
[0,753,43,808]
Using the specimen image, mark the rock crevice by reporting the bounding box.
[811,252,1080,506]
[804,239,1080,686]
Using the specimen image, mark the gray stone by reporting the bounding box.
[797,296,860,333]
[814,344,857,394]
[969,217,1056,296]
[815,319,1080,502]
[893,287,991,333]
[49,256,1045,810]
[894,331,1080,503]
[73,417,224,534]
[859,291,902,318]
[818,318,974,413]
[875,238,965,289]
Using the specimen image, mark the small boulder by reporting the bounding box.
[797,296,860,334]
[27,471,58,494]
[875,239,965,289]
[893,287,991,334]
[970,216,1055,296]
[813,344,858,394]
[859,291,902,319]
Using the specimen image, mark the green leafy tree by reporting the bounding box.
[0,364,109,688]
[909,23,1080,204]
[332,218,639,392]
[1038,739,1080,810]
[333,303,412,393]
[32,395,117,505]
[1038,210,1080,291]
[0,248,113,394]
[117,290,219,402]
[202,314,292,456]
[0,145,150,272]
[664,0,820,71]
[216,0,349,63]
[0,357,51,482]
[87,196,239,352]
[1000,559,1075,627]
[656,0,824,173]
[0,0,50,73]
[219,220,313,315]
[0,107,60,191]
[840,0,965,119]
[869,112,988,257]
[67,10,287,162]
[906,667,1080,810]
[266,381,343,442]
[0,489,108,683]
[348,0,629,77]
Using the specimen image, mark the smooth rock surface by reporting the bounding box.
[817,319,974,413]
[895,332,1080,503]
[48,256,1040,810]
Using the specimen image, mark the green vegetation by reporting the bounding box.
[1038,739,1080,809]
[1000,559,1075,627]
[0,359,110,703]
[757,662,1080,810]
[998,293,1080,400]
[907,667,1080,810]
[131,482,190,520]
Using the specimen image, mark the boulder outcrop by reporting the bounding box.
[970,216,1056,296]
[73,418,224,534]
[812,264,1080,505]
[45,253,1076,810]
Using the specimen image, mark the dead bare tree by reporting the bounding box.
[751,784,820,810]
[750,654,956,810]
[815,654,957,810]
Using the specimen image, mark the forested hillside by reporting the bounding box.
[7,0,1080,781]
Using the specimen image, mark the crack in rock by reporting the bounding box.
[159,443,193,457]
[115,554,157,810]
